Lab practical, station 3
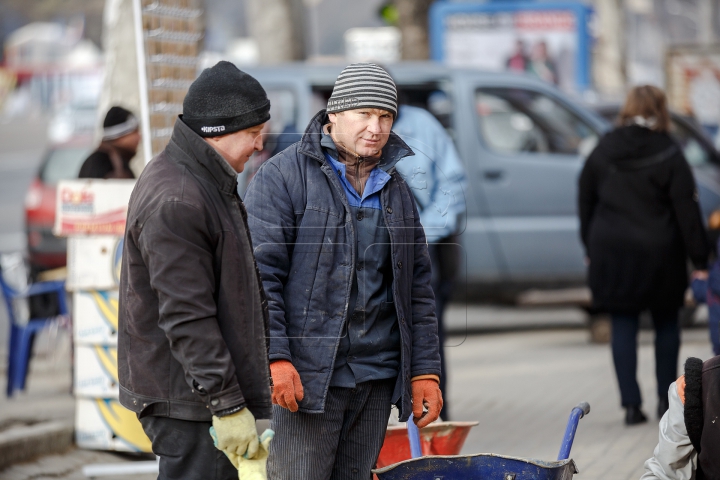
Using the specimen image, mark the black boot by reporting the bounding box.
[657,397,669,419]
[625,405,648,425]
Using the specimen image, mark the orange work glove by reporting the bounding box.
[411,376,443,428]
[270,360,304,412]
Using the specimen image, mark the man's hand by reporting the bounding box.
[411,377,443,428]
[210,408,259,465]
[692,270,709,281]
[270,360,304,412]
[237,429,274,479]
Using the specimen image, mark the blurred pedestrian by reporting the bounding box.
[78,106,140,179]
[393,103,467,420]
[244,63,442,479]
[578,85,709,425]
[118,62,273,479]
[527,40,558,85]
[506,39,529,73]
[640,356,720,479]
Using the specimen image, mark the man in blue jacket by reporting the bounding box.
[244,63,442,479]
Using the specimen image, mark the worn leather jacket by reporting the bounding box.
[118,118,272,421]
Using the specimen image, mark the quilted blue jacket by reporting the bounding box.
[244,110,440,420]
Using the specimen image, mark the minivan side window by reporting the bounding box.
[671,119,714,167]
[475,88,598,156]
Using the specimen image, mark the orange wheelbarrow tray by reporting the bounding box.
[377,421,479,469]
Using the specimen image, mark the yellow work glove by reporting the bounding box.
[210,428,274,479]
[210,408,259,466]
[237,429,274,479]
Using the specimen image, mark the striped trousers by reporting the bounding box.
[267,379,395,480]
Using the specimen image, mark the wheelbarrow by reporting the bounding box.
[373,402,590,480]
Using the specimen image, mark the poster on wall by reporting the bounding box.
[666,45,720,132]
[429,2,592,93]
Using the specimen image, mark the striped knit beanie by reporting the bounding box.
[326,63,397,116]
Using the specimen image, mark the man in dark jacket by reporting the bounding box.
[118,61,272,479]
[78,106,140,179]
[244,63,442,479]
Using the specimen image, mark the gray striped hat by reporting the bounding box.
[326,63,397,116]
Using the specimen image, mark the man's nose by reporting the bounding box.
[366,118,381,134]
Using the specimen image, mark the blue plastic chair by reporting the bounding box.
[1,271,68,397]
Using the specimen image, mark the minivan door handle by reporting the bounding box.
[483,169,505,181]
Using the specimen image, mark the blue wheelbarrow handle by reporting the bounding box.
[407,418,423,458]
[557,402,590,461]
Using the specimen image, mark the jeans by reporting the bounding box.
[709,303,720,356]
[691,277,720,355]
[267,379,394,480]
[611,309,680,407]
[139,415,236,480]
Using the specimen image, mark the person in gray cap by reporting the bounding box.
[118,61,273,479]
[244,63,442,479]
[78,105,140,178]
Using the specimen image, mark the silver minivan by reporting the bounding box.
[240,62,720,295]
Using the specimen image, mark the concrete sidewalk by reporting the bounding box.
[448,327,713,479]
[0,319,716,479]
[0,327,156,480]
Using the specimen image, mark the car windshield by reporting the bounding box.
[40,147,92,184]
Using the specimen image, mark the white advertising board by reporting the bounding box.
[73,290,119,345]
[54,180,135,237]
[666,45,720,126]
[75,397,152,452]
[74,345,119,398]
[443,10,578,92]
[66,236,123,291]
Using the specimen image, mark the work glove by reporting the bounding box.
[210,427,274,479]
[270,360,304,412]
[209,408,260,465]
[237,428,274,479]
[411,376,443,428]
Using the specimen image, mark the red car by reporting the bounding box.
[25,136,94,272]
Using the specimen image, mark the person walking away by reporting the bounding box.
[640,356,720,479]
[393,102,467,420]
[78,106,140,179]
[118,61,273,479]
[578,85,709,425]
[244,63,443,480]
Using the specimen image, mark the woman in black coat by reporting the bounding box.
[579,85,709,425]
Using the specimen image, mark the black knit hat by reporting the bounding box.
[181,61,270,137]
[102,106,138,141]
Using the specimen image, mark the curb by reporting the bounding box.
[0,421,73,471]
